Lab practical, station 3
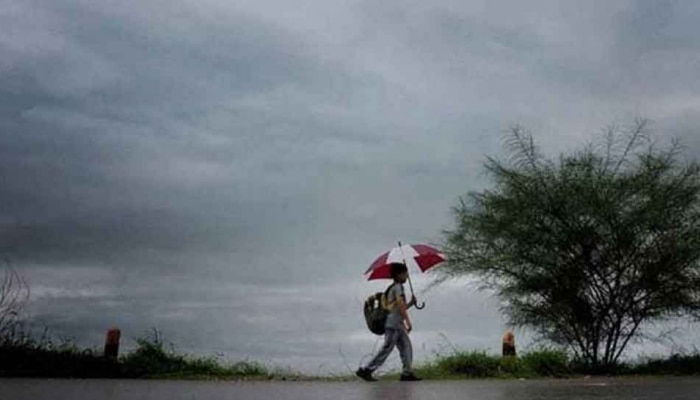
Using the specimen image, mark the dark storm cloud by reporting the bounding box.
[0,0,353,275]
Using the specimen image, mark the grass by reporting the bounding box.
[627,353,700,376]
[519,348,571,377]
[403,347,700,380]
[0,329,282,380]
[3,327,700,380]
[118,331,274,379]
[0,328,119,378]
[375,348,571,380]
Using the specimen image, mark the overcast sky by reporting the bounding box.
[2,0,700,374]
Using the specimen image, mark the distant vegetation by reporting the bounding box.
[402,348,700,380]
[3,326,700,379]
[0,329,283,379]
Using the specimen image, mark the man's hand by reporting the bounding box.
[404,320,413,333]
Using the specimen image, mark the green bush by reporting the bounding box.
[630,353,700,376]
[119,330,272,379]
[436,350,501,378]
[0,342,119,378]
[498,356,524,376]
[520,348,570,377]
[1,327,273,379]
[417,348,573,379]
[121,331,271,378]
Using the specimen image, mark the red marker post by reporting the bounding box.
[104,328,121,358]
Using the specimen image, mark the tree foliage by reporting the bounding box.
[442,120,700,369]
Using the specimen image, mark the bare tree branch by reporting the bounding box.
[0,261,30,340]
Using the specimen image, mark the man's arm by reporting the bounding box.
[406,295,417,309]
[396,292,413,333]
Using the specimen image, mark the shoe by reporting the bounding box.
[356,368,377,382]
[400,372,422,381]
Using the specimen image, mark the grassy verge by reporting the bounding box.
[387,348,700,380]
[118,332,275,379]
[627,353,700,376]
[403,348,572,380]
[3,330,700,380]
[0,330,290,380]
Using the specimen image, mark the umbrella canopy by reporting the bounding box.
[364,243,445,280]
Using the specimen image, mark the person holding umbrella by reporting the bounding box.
[356,242,445,382]
[356,262,421,382]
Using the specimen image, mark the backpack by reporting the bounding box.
[363,283,396,335]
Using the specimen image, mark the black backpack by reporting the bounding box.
[363,283,396,335]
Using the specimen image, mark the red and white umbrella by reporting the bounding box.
[364,242,445,310]
[364,243,445,281]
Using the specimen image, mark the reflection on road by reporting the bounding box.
[2,377,700,400]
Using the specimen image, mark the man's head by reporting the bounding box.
[389,262,408,283]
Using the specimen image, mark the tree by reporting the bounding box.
[441,120,700,370]
[0,262,29,340]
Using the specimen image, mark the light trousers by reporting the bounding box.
[365,327,413,373]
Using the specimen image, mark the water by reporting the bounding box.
[1,377,699,400]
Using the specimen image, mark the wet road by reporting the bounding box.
[1,377,699,400]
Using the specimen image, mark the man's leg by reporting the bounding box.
[396,328,413,374]
[364,328,399,372]
[397,329,422,381]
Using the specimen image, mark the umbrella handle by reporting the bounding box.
[406,273,426,310]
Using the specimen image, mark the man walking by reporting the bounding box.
[356,263,422,382]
